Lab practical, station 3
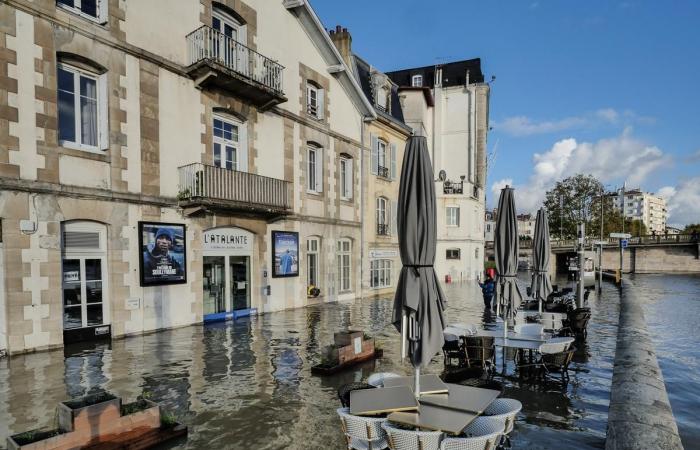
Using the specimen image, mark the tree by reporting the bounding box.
[544,174,604,239]
[684,223,700,234]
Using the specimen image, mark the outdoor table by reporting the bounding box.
[387,402,479,434]
[383,374,449,395]
[349,386,418,416]
[476,329,550,342]
[419,384,500,414]
[493,337,545,375]
[516,311,566,331]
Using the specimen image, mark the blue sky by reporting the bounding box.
[312,0,700,225]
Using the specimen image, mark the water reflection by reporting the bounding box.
[0,275,623,449]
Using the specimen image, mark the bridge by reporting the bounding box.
[487,234,700,274]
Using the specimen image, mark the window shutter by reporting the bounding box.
[370,134,378,175]
[391,200,398,236]
[346,159,353,200]
[98,73,109,151]
[315,148,323,192]
[238,123,248,172]
[98,0,109,24]
[317,88,325,120]
[390,143,397,180]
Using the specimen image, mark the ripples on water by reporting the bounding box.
[633,273,700,449]
[0,276,622,449]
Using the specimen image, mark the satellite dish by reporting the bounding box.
[438,170,447,181]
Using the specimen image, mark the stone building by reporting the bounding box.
[0,0,378,354]
[329,26,412,298]
[387,60,490,282]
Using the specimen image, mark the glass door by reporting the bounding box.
[62,257,104,329]
[203,256,226,315]
[230,256,250,311]
[213,117,238,171]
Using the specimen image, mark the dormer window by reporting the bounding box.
[411,74,423,87]
[376,86,390,112]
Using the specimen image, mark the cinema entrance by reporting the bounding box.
[202,227,255,322]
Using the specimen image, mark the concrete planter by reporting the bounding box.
[7,394,168,450]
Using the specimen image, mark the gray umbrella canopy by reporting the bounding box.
[494,186,523,325]
[530,208,553,312]
[392,136,446,369]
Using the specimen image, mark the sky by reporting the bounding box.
[311,0,700,226]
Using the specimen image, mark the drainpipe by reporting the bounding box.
[361,114,373,297]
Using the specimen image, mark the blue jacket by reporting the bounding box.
[479,280,495,297]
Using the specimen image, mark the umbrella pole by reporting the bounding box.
[401,312,407,361]
[414,366,420,398]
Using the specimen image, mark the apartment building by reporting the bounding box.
[329,27,412,298]
[387,60,490,282]
[611,189,668,234]
[0,0,378,354]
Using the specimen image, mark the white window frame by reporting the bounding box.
[57,0,107,23]
[307,145,323,194]
[376,196,390,235]
[337,239,352,292]
[370,259,392,289]
[377,139,388,177]
[306,82,324,120]
[376,86,389,111]
[213,115,247,171]
[57,62,108,153]
[307,237,319,287]
[411,74,423,87]
[446,206,460,227]
[340,156,353,201]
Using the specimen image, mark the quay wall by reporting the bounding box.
[606,279,683,450]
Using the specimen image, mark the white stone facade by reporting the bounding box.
[611,189,668,234]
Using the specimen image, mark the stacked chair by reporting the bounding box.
[337,407,389,450]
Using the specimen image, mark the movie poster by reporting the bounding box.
[272,231,299,278]
[139,222,187,286]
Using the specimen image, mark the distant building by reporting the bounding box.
[387,59,490,281]
[516,214,536,239]
[611,189,667,234]
[484,209,497,244]
[665,226,682,236]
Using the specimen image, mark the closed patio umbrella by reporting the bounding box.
[392,136,446,395]
[494,186,523,339]
[531,208,553,313]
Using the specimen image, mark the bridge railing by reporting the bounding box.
[543,234,696,249]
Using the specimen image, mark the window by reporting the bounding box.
[446,249,461,260]
[340,156,353,200]
[57,63,107,152]
[376,197,390,235]
[446,206,460,227]
[307,144,323,193]
[61,221,107,330]
[307,238,319,287]
[337,239,351,292]
[212,8,247,70]
[213,116,247,171]
[306,81,324,120]
[57,0,106,22]
[371,135,397,180]
[475,248,479,259]
[376,86,389,111]
[370,259,392,288]
[411,74,423,87]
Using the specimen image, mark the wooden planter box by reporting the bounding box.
[7,394,185,450]
[338,338,375,365]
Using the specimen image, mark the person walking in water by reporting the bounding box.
[479,275,496,309]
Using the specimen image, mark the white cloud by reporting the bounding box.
[493,108,653,136]
[490,178,513,199]
[495,129,672,213]
[661,178,700,226]
[686,148,700,162]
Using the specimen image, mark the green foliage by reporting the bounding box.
[684,223,700,234]
[63,392,116,410]
[160,411,178,428]
[121,399,151,416]
[12,429,61,445]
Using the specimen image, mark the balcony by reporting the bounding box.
[178,163,292,217]
[377,165,390,179]
[377,223,389,236]
[186,26,286,110]
[443,180,464,195]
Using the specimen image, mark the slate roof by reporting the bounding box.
[352,54,410,131]
[386,58,484,88]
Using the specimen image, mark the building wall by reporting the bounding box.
[0,0,366,354]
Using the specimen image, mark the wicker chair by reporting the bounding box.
[463,336,495,372]
[564,307,591,339]
[538,337,576,380]
[382,422,443,450]
[337,407,389,450]
[482,398,522,435]
[440,417,504,450]
[443,333,467,368]
[338,382,376,408]
[367,372,401,388]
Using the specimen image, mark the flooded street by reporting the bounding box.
[0,274,647,450]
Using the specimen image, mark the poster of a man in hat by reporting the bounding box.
[139,222,187,286]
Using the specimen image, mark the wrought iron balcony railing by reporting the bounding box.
[377,223,389,236]
[377,165,390,179]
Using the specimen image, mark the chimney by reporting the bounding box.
[329,25,352,68]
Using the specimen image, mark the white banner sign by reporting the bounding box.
[203,227,254,252]
[369,249,398,259]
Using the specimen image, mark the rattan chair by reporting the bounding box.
[538,337,576,380]
[367,372,401,388]
[463,336,495,372]
[443,333,467,368]
[382,422,443,450]
[482,398,522,435]
[337,407,389,450]
[440,417,504,450]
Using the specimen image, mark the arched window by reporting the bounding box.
[376,196,390,235]
[61,221,108,331]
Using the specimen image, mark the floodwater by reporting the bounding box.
[0,275,625,449]
[634,274,700,449]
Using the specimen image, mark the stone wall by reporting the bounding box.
[599,244,700,273]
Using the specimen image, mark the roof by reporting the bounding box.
[386,58,485,88]
[352,54,411,133]
[283,0,376,119]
